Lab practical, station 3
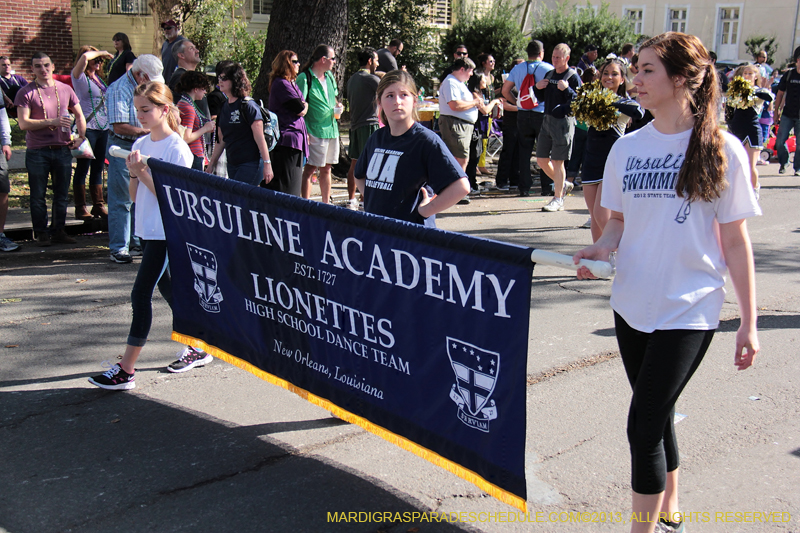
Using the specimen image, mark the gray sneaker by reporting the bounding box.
[563,180,575,195]
[0,233,19,252]
[542,197,564,212]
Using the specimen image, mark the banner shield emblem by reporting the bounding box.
[187,243,223,313]
[447,337,499,432]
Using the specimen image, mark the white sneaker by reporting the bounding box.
[346,198,359,211]
[563,180,575,195]
[542,197,564,212]
[582,216,592,228]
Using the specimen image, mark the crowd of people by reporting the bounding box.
[0,21,781,533]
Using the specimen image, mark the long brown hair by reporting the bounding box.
[640,32,727,202]
[133,81,180,132]
[376,70,420,125]
[270,50,298,87]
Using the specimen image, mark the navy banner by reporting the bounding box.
[150,160,534,511]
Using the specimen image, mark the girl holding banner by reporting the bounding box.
[354,70,470,226]
[573,33,760,533]
[89,82,212,390]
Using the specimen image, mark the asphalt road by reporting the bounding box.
[0,162,798,533]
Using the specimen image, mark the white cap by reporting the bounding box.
[132,54,165,84]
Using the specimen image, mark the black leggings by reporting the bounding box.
[614,312,715,494]
[127,239,172,347]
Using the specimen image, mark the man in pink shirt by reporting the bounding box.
[15,52,86,246]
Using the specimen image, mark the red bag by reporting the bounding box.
[517,63,542,110]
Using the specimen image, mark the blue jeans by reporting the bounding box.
[74,129,108,190]
[759,123,771,145]
[227,159,263,186]
[127,239,172,346]
[106,136,140,253]
[26,146,72,235]
[776,116,799,170]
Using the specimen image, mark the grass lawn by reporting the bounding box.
[10,118,25,147]
[8,170,34,208]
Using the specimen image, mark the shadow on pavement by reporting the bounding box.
[0,388,470,533]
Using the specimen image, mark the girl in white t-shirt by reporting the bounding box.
[89,82,212,391]
[574,33,760,533]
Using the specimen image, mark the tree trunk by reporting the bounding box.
[253,0,348,102]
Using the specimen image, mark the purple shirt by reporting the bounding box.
[15,80,80,149]
[269,78,309,156]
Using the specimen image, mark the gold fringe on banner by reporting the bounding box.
[172,332,527,512]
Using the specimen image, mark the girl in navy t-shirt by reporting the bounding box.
[354,70,469,226]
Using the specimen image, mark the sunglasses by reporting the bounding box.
[291,60,300,64]
[325,57,336,62]
[455,52,468,57]
[218,75,228,81]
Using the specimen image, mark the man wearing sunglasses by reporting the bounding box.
[296,44,342,204]
[439,44,468,83]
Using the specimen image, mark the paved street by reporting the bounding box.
[1,161,798,533]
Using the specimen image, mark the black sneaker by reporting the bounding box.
[110,250,133,263]
[779,165,787,174]
[129,246,143,257]
[88,363,135,390]
[518,190,531,197]
[167,347,213,373]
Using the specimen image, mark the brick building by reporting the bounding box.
[0,0,74,82]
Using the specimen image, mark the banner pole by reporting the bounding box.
[530,249,615,278]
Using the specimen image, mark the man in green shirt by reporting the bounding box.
[297,44,341,204]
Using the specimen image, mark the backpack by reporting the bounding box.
[518,62,541,110]
[244,97,280,151]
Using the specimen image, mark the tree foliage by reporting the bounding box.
[183,0,266,81]
[744,35,778,64]
[439,1,528,82]
[346,0,438,94]
[529,1,640,68]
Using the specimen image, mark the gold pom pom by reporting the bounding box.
[571,80,621,131]
[726,76,756,110]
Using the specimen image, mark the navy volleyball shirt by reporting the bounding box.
[354,122,465,224]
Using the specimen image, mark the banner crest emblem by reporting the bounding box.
[447,337,499,432]
[187,243,223,313]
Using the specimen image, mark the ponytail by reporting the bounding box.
[301,44,331,73]
[676,62,727,202]
[166,103,181,133]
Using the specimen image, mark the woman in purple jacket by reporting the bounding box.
[268,50,309,197]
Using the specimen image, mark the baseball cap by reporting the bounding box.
[585,44,598,52]
[132,54,165,83]
[161,19,178,29]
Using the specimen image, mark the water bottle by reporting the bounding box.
[61,107,70,134]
